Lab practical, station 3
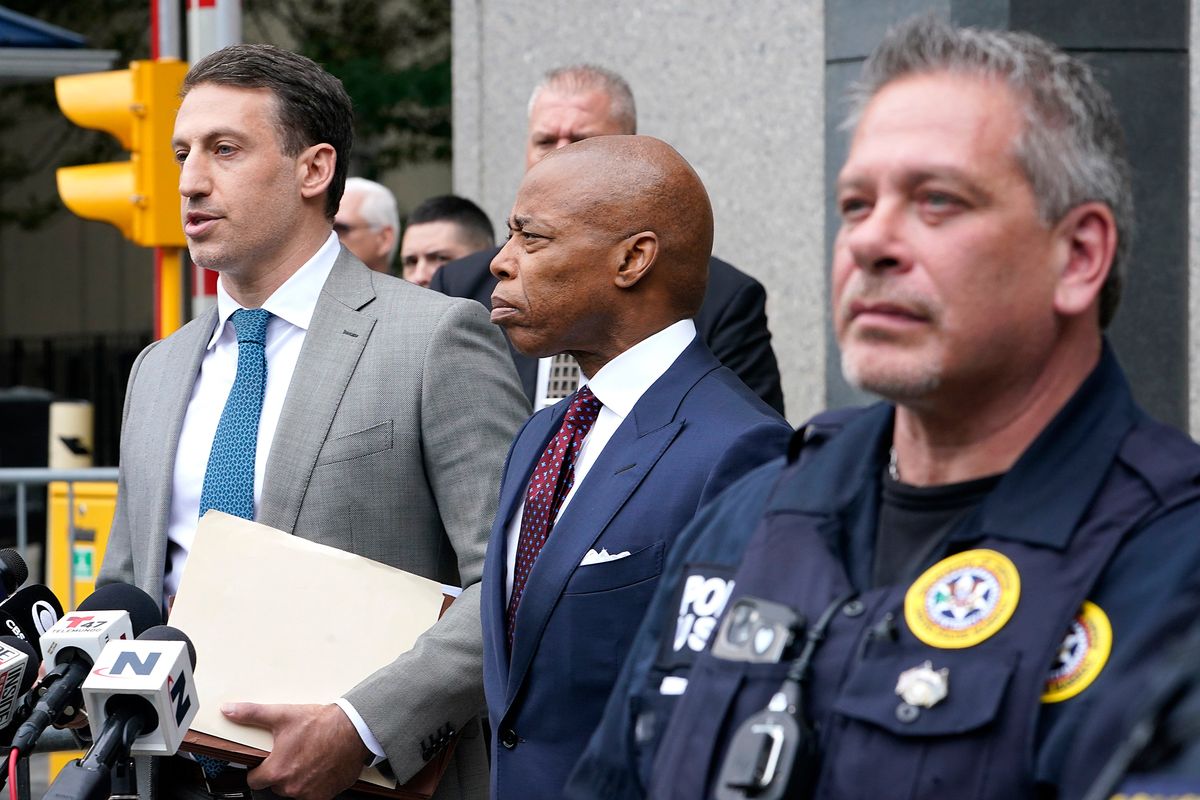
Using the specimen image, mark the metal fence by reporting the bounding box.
[0,467,118,608]
[0,467,119,766]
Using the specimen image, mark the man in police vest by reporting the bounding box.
[566,16,1200,800]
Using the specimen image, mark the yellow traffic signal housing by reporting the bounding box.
[55,59,188,247]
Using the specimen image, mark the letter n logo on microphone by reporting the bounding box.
[167,672,192,726]
[110,651,161,676]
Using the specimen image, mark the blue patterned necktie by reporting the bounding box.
[193,308,268,781]
[198,307,271,521]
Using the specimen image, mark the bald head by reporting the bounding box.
[533,135,712,315]
[490,135,713,375]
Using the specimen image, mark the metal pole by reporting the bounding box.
[216,0,242,51]
[188,0,242,63]
[14,483,26,556]
[0,469,119,483]
[155,0,182,60]
[66,481,76,611]
[185,0,242,323]
[156,246,185,337]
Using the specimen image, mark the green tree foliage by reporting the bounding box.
[0,0,148,230]
[246,0,452,179]
[0,0,452,229]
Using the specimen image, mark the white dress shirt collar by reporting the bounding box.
[584,318,697,418]
[208,231,341,348]
[505,318,698,604]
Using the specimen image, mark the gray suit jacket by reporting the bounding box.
[100,248,530,799]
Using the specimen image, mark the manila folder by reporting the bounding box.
[169,510,449,792]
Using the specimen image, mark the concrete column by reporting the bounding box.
[455,1,1189,429]
[452,0,828,423]
[824,0,1190,431]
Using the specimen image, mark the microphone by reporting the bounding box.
[0,584,64,647]
[45,626,199,800]
[11,583,161,756]
[82,625,198,755]
[0,551,28,603]
[0,640,43,793]
[0,637,37,729]
[70,584,162,639]
[0,611,32,650]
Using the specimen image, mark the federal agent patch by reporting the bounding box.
[904,549,1021,649]
[1111,774,1200,798]
[1041,600,1112,703]
[656,563,736,671]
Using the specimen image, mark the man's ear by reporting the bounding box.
[298,143,336,200]
[1053,202,1117,318]
[376,226,397,263]
[614,231,658,289]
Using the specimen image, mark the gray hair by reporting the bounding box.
[527,64,637,134]
[846,16,1133,328]
[343,177,400,264]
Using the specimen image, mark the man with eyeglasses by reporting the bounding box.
[334,177,399,274]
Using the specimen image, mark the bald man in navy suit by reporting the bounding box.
[479,135,790,800]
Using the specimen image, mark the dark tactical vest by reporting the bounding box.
[647,356,1200,800]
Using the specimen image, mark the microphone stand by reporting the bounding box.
[42,709,141,800]
[0,691,37,794]
[12,753,29,800]
[110,755,138,799]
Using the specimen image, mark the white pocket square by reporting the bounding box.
[580,548,631,566]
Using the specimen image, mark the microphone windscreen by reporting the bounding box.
[0,611,30,648]
[0,552,28,595]
[137,625,197,668]
[0,636,38,693]
[0,585,63,645]
[78,584,162,636]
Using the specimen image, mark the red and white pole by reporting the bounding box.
[151,0,185,337]
[186,0,242,319]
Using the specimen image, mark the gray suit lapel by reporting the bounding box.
[145,309,217,593]
[259,249,376,533]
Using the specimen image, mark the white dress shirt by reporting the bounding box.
[164,232,386,760]
[505,319,697,601]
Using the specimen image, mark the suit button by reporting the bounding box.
[500,728,518,749]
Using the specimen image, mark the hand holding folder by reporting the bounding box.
[169,511,458,798]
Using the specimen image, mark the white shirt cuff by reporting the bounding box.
[334,697,387,766]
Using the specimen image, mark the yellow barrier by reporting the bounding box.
[46,480,117,780]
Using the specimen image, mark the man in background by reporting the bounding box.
[432,65,785,415]
[335,176,400,273]
[401,194,494,287]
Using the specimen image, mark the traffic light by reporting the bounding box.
[55,59,188,248]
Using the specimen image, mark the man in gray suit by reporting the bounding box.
[99,44,528,800]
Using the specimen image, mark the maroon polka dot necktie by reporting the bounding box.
[506,385,602,650]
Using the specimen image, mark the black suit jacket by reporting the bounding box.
[430,248,785,414]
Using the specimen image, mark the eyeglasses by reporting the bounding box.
[334,221,375,236]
